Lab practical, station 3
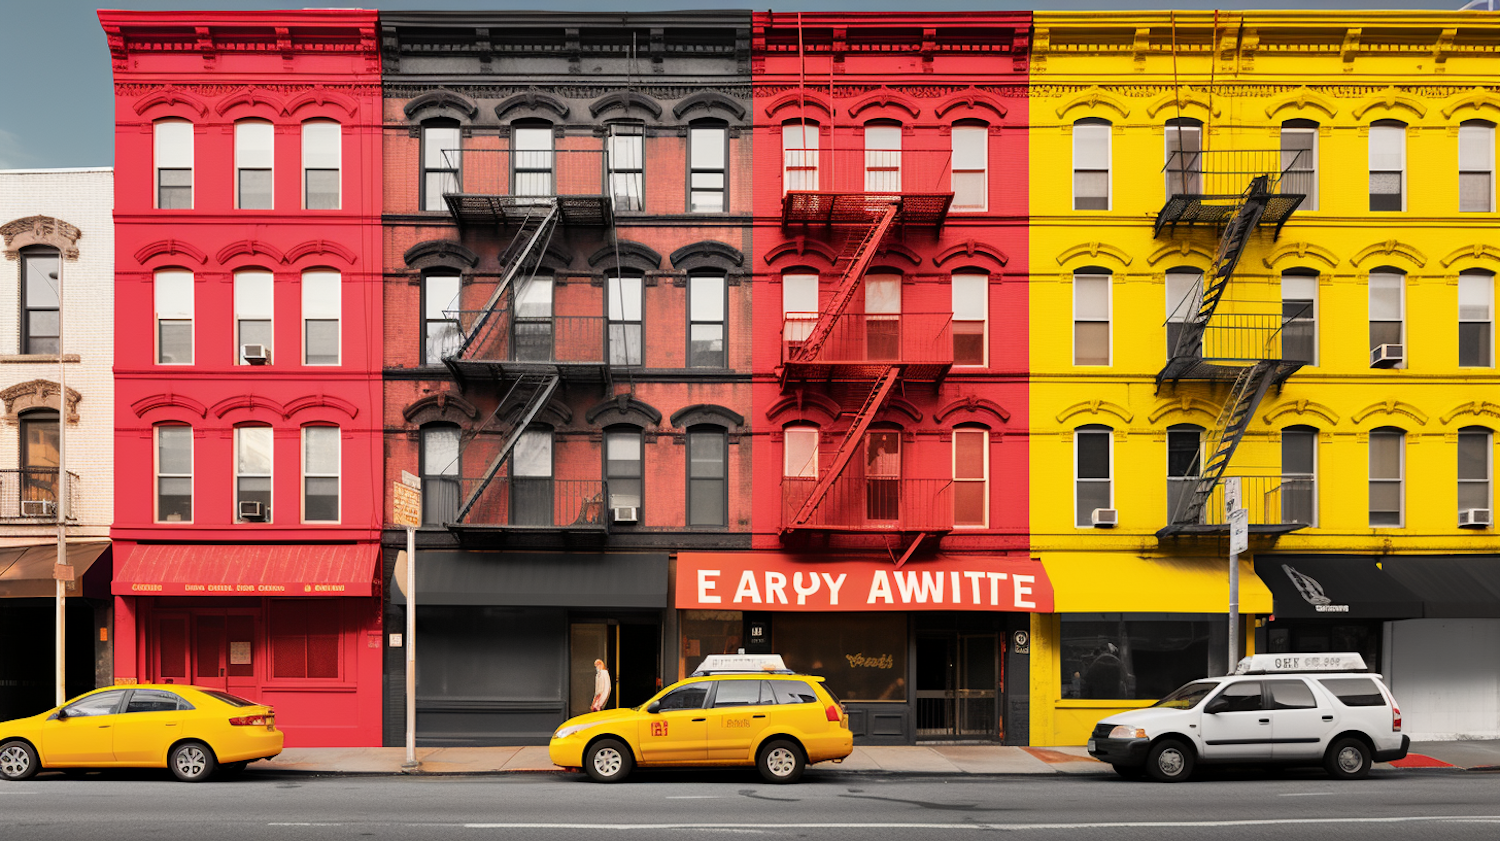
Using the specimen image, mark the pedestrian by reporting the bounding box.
[590,659,613,712]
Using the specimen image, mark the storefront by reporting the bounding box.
[0,542,112,720]
[386,550,670,747]
[110,542,384,747]
[676,552,1052,745]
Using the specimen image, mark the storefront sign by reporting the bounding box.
[676,554,1054,613]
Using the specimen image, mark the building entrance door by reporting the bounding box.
[916,632,1001,740]
[153,610,259,695]
[568,618,660,718]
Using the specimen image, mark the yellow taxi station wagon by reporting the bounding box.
[548,656,854,783]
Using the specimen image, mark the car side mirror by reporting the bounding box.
[646,701,661,714]
[1204,697,1230,715]
[55,707,70,720]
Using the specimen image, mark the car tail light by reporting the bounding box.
[825,704,841,723]
[1392,704,1402,733]
[229,714,270,727]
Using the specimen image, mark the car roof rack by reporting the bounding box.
[1233,653,1367,675]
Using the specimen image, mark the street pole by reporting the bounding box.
[1225,478,1247,675]
[404,525,417,770]
[54,260,68,708]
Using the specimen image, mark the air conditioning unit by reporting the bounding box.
[611,506,639,524]
[238,501,266,522]
[242,344,269,365]
[1091,508,1118,528]
[1370,343,1404,368]
[1459,508,1492,528]
[21,499,56,517]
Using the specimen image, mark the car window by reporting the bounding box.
[1268,679,1318,710]
[63,690,128,717]
[1213,681,1264,712]
[198,690,258,708]
[713,680,772,708]
[1152,681,1218,710]
[1318,678,1386,707]
[771,679,819,705]
[126,689,189,713]
[658,682,710,711]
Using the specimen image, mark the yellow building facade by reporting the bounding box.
[1028,12,1500,745]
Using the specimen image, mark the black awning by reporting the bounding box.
[1255,556,1423,620]
[1378,556,1500,619]
[390,551,667,608]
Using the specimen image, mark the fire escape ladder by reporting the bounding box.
[452,372,560,524]
[1166,180,1271,366]
[1173,360,1278,527]
[450,203,561,364]
[789,365,900,527]
[795,202,900,362]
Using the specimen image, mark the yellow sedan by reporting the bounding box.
[0,685,283,782]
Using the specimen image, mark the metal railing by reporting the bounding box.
[1162,149,1307,198]
[780,148,965,196]
[451,477,607,529]
[437,148,612,200]
[783,476,953,532]
[0,469,80,521]
[1169,474,1314,529]
[445,310,607,366]
[782,312,953,367]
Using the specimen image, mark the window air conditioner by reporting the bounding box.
[1370,344,1404,368]
[242,344,269,365]
[611,506,639,524]
[1459,508,1492,528]
[21,499,56,518]
[238,501,266,522]
[1091,508,1118,528]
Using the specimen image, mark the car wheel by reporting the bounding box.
[1145,739,1195,783]
[169,742,217,783]
[1324,737,1372,781]
[584,739,633,783]
[1112,763,1146,780]
[0,741,39,782]
[757,739,806,784]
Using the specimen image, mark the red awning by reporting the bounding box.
[113,543,379,597]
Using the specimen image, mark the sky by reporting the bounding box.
[0,0,1474,170]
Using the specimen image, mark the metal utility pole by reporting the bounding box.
[51,260,69,707]
[392,471,423,771]
[1225,478,1248,674]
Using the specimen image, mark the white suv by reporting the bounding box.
[1087,653,1409,782]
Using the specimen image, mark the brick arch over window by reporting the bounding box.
[670,404,745,431]
[132,239,207,266]
[283,88,358,118]
[286,239,357,267]
[499,397,572,429]
[765,391,841,424]
[133,87,209,118]
[762,237,838,270]
[933,241,1008,271]
[214,87,284,118]
[934,397,1011,428]
[764,90,833,119]
[210,394,287,421]
[670,241,744,274]
[495,90,571,121]
[847,90,921,120]
[217,239,285,266]
[403,239,480,272]
[2,216,83,261]
[585,395,662,428]
[590,91,663,122]
[284,395,359,420]
[934,91,1009,120]
[129,392,207,420]
[672,91,747,123]
[2,380,81,424]
[587,241,662,273]
[402,392,479,427]
[404,89,480,124]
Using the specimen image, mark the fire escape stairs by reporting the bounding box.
[452,371,560,524]
[1160,361,1277,536]
[786,364,901,530]
[791,201,900,365]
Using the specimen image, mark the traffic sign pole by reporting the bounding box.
[393,472,422,771]
[1225,479,1246,674]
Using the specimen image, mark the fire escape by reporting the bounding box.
[1155,150,1309,538]
[779,185,954,563]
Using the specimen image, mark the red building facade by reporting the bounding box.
[102,11,385,746]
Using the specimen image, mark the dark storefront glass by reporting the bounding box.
[679,610,743,678]
[776,613,907,702]
[1060,616,1227,700]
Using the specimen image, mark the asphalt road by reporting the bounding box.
[4,766,1500,841]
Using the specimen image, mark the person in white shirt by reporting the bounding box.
[591,659,613,712]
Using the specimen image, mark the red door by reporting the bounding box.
[153,611,260,694]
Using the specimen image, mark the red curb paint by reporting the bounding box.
[1387,754,1454,768]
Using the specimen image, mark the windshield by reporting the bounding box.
[1152,680,1218,710]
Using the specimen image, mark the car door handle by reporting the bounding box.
[1258,719,1270,724]
[692,718,706,722]
[753,715,766,719]
[1322,715,1334,721]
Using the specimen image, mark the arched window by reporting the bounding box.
[19,408,59,512]
[235,425,273,522]
[1458,426,1493,522]
[1166,423,1204,524]
[607,121,645,211]
[1164,117,1203,196]
[154,119,193,209]
[1282,119,1319,210]
[302,425,340,523]
[302,120,341,209]
[1073,118,1111,210]
[513,121,554,198]
[1369,268,1406,368]
[951,120,988,212]
[154,268,194,365]
[689,120,728,213]
[1459,119,1495,213]
[1282,425,1318,526]
[512,427,553,527]
[235,119,274,209]
[1073,268,1111,366]
[156,424,193,523]
[1369,120,1406,211]
[420,423,460,526]
[1369,427,1405,527]
[953,425,989,527]
[687,424,728,527]
[783,120,818,192]
[864,121,902,192]
[421,119,461,211]
[604,426,643,516]
[1075,424,1112,527]
[19,246,60,355]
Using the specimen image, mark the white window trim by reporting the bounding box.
[1457,428,1493,520]
[301,120,342,210]
[1072,271,1112,367]
[1281,126,1319,212]
[234,120,275,210]
[863,124,902,193]
[952,427,990,528]
[951,272,990,368]
[1369,123,1407,212]
[302,426,341,524]
[302,270,342,367]
[1369,272,1407,369]
[950,125,988,213]
[154,425,193,525]
[154,119,193,210]
[784,425,819,479]
[1074,427,1114,528]
[1282,273,1320,367]
[234,426,273,524]
[1369,430,1405,529]
[1072,121,1111,211]
[783,122,819,194]
[234,270,275,366]
[1459,272,1495,368]
[154,269,194,366]
[1282,428,1320,528]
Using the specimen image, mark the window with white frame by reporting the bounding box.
[513,124,554,197]
[156,425,193,522]
[1282,120,1319,211]
[421,121,460,211]
[782,272,818,345]
[689,124,727,213]
[1458,426,1493,520]
[1459,120,1495,213]
[420,423,460,526]
[865,430,901,522]
[1073,269,1111,366]
[864,271,901,361]
[1282,425,1318,527]
[607,123,644,211]
[784,425,819,479]
[154,119,193,209]
[1459,271,1495,368]
[235,120,274,210]
[864,123,901,192]
[689,274,726,368]
[302,120,341,209]
[1369,269,1406,367]
[234,270,274,365]
[155,269,194,365]
[1075,425,1112,527]
[1369,428,1405,528]
[953,426,989,527]
[302,426,340,522]
[422,272,461,364]
[783,122,818,193]
[1165,268,1203,359]
[1282,271,1318,366]
[1164,118,1202,196]
[235,426,272,522]
[302,270,340,366]
[1369,120,1406,211]
[607,273,643,366]
[952,272,988,366]
[951,124,987,211]
[1073,118,1110,210]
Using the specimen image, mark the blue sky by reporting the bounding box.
[0,0,1468,170]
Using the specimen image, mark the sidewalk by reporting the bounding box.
[247,740,1500,777]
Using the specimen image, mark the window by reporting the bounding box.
[421,121,460,211]
[1167,424,1203,523]
[783,121,818,192]
[512,428,553,527]
[302,270,340,365]
[1073,270,1111,366]
[1061,617,1227,700]
[784,426,818,479]
[1268,679,1318,710]
[607,124,644,211]
[1282,120,1319,210]
[689,124,727,212]
[302,121,340,209]
[155,269,194,365]
[951,272,988,366]
[951,124,987,211]
[1369,270,1406,366]
[19,409,59,509]
[1075,425,1112,527]
[513,125,554,197]
[302,426,340,522]
[235,426,272,522]
[605,428,643,511]
[1369,120,1406,211]
[156,425,192,522]
[607,274,643,366]
[1369,428,1404,527]
[234,270,273,364]
[953,427,988,527]
[1165,268,1203,359]
[513,276,554,362]
[657,682,710,711]
[865,430,900,522]
[688,275,726,368]
[782,272,818,344]
[864,272,901,361]
[269,600,339,679]
[20,247,60,355]
[420,424,460,526]
[770,680,820,705]
[235,120,273,209]
[126,689,188,713]
[154,119,193,209]
[422,272,461,364]
[776,614,907,701]
[62,690,127,717]
[1458,427,1493,517]
[1164,118,1202,196]
[1282,271,1318,365]
[1073,118,1110,210]
[1459,271,1494,367]
[1282,425,1318,527]
[864,123,901,192]
[713,680,773,707]
[1460,120,1495,213]
[688,426,728,527]
[1318,678,1385,707]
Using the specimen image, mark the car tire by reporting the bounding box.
[1145,739,1195,783]
[1112,763,1146,780]
[0,740,40,782]
[584,739,633,783]
[169,741,217,783]
[1324,737,1372,781]
[757,739,806,784]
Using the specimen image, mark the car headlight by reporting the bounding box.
[1108,725,1147,739]
[553,724,591,740]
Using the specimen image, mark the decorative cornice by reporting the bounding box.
[934,396,1010,426]
[1350,239,1427,269]
[1263,87,1339,119]
[1262,241,1339,270]
[217,239,286,266]
[584,394,663,427]
[933,240,1008,270]
[1440,244,1500,269]
[1147,396,1220,425]
[494,89,571,120]
[763,90,833,119]
[1442,401,1500,425]
[1056,399,1133,425]
[214,87,283,116]
[403,239,479,270]
[765,391,841,423]
[133,87,209,117]
[587,240,662,271]
[1056,241,1132,268]
[589,91,663,120]
[211,394,287,419]
[933,91,1008,120]
[1441,88,1500,120]
[670,403,745,430]
[402,392,479,424]
[1147,241,1215,267]
[133,238,208,266]
[1261,399,1341,427]
[846,90,921,120]
[672,91,746,122]
[2,216,83,260]
[403,89,480,123]
[670,241,744,271]
[1054,86,1130,120]
[1145,86,1218,119]
[1351,87,1428,121]
[1352,399,1428,428]
[871,243,922,268]
[2,380,82,424]
[130,392,207,419]
[284,394,359,420]
[875,398,923,425]
[283,87,359,117]
[286,239,357,266]
[763,237,838,267]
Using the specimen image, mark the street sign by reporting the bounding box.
[393,478,422,528]
[1224,477,1242,515]
[401,470,421,490]
[1228,506,1249,555]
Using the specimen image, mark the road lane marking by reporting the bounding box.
[457,816,1500,831]
[1279,792,1333,796]
[665,796,724,799]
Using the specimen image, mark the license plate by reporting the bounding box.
[1087,739,1096,751]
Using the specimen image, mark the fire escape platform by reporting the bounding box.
[782,191,953,228]
[782,360,951,384]
[443,359,611,389]
[443,193,613,227]
[1156,193,1302,238]
[1156,522,1308,539]
[447,523,610,550]
[1157,357,1303,387]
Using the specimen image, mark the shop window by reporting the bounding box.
[235,120,274,209]
[155,269,194,365]
[688,274,726,368]
[154,119,193,209]
[607,273,643,366]
[607,123,644,211]
[775,613,907,702]
[234,270,273,365]
[156,425,193,522]
[1075,425,1112,527]
[420,423,460,526]
[1459,271,1494,368]
[1369,427,1405,528]
[687,425,727,527]
[269,599,340,680]
[1282,425,1318,527]
[302,270,341,366]
[302,120,341,209]
[20,247,60,355]
[1060,616,1226,700]
[604,427,643,511]
[951,272,988,366]
[1073,269,1111,366]
[235,426,273,522]
[953,426,988,527]
[422,271,461,364]
[1164,118,1202,196]
[680,609,744,678]
[421,121,460,211]
[1282,270,1318,366]
[1165,268,1203,359]
[1369,120,1406,211]
[302,425,340,523]
[1072,118,1110,210]
[783,121,818,192]
[951,123,987,211]
[1459,120,1495,213]
[1281,120,1319,210]
[689,123,727,212]
[1458,426,1493,519]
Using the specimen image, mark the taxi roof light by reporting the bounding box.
[691,653,794,676]
[1233,653,1367,675]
